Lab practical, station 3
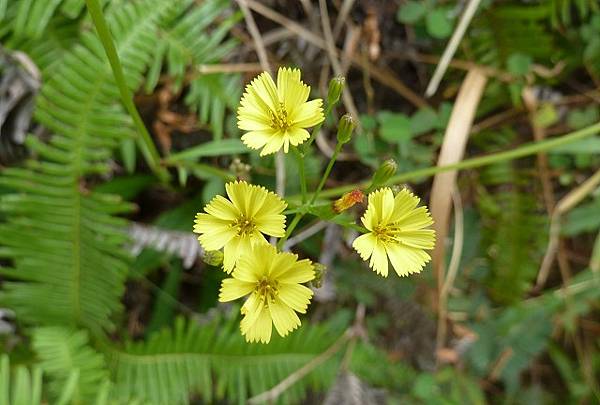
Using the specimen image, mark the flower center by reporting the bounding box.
[255,277,279,303]
[269,102,291,131]
[233,216,256,236]
[373,223,402,244]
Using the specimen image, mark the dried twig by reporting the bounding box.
[436,188,464,360]
[236,0,271,74]
[248,305,365,404]
[283,220,328,250]
[537,169,600,288]
[194,63,263,74]
[245,0,428,108]
[250,329,354,404]
[430,68,487,299]
[318,0,360,123]
[425,0,483,96]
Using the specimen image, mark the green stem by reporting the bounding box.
[85,0,169,181]
[304,101,336,152]
[277,212,303,249]
[293,148,307,203]
[278,142,344,247]
[298,121,600,200]
[310,143,343,205]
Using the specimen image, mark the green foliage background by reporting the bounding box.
[0,0,599,403]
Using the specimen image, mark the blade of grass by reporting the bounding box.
[85,0,169,181]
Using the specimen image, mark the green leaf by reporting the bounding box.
[549,136,600,154]
[562,197,600,236]
[426,9,453,39]
[507,53,532,75]
[397,1,426,24]
[533,103,559,128]
[166,139,248,162]
[566,106,600,130]
[410,108,438,135]
[378,112,411,143]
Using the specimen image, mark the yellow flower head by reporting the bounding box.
[193,181,287,273]
[219,244,315,344]
[237,67,324,156]
[352,188,435,277]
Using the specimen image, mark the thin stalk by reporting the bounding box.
[278,142,344,247]
[310,143,343,205]
[85,0,169,181]
[304,121,600,200]
[293,148,307,203]
[304,101,336,152]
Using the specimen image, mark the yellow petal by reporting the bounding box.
[219,278,255,302]
[241,130,276,151]
[269,298,301,337]
[247,72,279,113]
[203,195,239,221]
[352,233,376,261]
[225,181,249,216]
[233,253,262,282]
[260,134,285,156]
[273,257,314,284]
[197,227,235,251]
[369,241,389,277]
[290,99,324,128]
[193,213,230,233]
[277,67,310,112]
[399,229,436,249]
[362,188,393,230]
[386,243,431,277]
[255,214,286,237]
[242,303,273,344]
[390,188,421,222]
[396,207,434,230]
[223,235,252,273]
[277,283,313,313]
[286,127,310,147]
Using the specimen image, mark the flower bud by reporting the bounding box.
[311,263,327,288]
[327,76,345,106]
[336,114,355,145]
[202,250,224,267]
[368,159,397,192]
[333,189,365,213]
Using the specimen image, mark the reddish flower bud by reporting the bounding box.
[333,189,365,213]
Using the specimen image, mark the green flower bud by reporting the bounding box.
[311,263,327,288]
[336,114,355,145]
[202,250,224,267]
[327,76,345,106]
[368,159,397,192]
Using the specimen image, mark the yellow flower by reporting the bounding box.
[219,244,314,344]
[193,181,287,273]
[237,67,324,156]
[352,188,435,277]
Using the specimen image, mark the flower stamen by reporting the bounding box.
[270,102,291,131]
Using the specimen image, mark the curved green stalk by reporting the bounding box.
[301,121,600,200]
[85,0,169,181]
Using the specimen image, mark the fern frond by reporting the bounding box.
[32,327,110,403]
[0,355,43,405]
[109,315,342,404]
[469,4,557,66]
[477,165,548,304]
[0,0,189,331]
[147,0,242,139]
[1,352,114,405]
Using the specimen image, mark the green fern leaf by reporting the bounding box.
[109,314,342,404]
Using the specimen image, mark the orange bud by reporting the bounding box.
[333,189,365,213]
